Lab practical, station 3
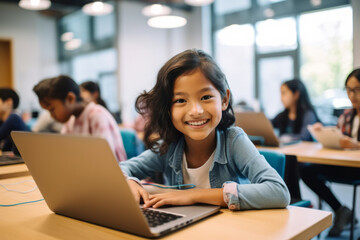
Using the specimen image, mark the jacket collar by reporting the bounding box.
[167,129,228,173]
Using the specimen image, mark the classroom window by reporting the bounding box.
[212,0,352,121]
[259,56,294,118]
[94,13,116,42]
[255,17,297,54]
[214,0,251,15]
[71,48,119,113]
[299,6,353,99]
[57,1,116,60]
[59,11,91,53]
[215,24,255,106]
[56,1,119,116]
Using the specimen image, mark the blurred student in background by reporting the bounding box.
[301,69,360,237]
[272,79,320,142]
[33,75,127,162]
[272,79,321,204]
[80,81,108,110]
[0,88,30,154]
[31,110,62,133]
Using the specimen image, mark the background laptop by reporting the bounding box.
[0,152,23,166]
[235,112,300,147]
[11,131,220,238]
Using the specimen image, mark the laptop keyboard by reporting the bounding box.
[0,155,24,166]
[142,208,183,228]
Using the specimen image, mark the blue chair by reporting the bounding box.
[259,149,311,208]
[26,118,37,130]
[119,128,145,159]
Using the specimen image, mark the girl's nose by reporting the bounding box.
[189,101,204,115]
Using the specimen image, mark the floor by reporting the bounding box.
[300,180,360,240]
[318,225,359,240]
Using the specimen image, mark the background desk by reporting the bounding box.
[0,163,29,179]
[258,142,360,168]
[0,176,332,240]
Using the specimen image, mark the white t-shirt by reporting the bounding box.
[352,115,359,140]
[182,151,215,189]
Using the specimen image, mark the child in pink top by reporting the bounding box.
[33,75,127,162]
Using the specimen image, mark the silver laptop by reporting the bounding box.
[11,131,220,238]
[235,112,300,147]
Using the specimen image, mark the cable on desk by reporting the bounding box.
[0,198,44,207]
[0,179,43,206]
[0,179,38,193]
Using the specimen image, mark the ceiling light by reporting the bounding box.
[82,1,113,16]
[184,0,214,6]
[147,15,187,29]
[142,4,172,17]
[264,8,275,18]
[64,39,82,51]
[61,32,74,42]
[18,0,51,10]
[310,0,322,7]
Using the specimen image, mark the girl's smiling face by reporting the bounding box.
[171,68,229,143]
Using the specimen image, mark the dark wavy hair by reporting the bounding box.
[33,75,82,103]
[277,79,319,134]
[135,49,235,155]
[345,68,360,86]
[80,81,108,109]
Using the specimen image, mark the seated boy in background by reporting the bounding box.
[33,75,127,162]
[0,88,30,154]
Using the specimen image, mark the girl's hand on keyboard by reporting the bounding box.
[128,179,149,205]
[143,190,195,208]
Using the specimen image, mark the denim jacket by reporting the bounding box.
[120,127,290,211]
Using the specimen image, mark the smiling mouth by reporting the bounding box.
[186,119,209,126]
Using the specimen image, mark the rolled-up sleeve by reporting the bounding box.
[223,181,240,210]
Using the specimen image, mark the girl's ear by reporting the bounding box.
[222,89,230,111]
[66,92,77,104]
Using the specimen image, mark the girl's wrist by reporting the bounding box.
[191,188,225,206]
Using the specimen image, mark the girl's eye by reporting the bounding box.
[174,99,186,104]
[201,95,213,100]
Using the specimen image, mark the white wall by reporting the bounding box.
[0,3,59,111]
[117,1,208,124]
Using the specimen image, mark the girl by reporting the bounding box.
[272,79,320,142]
[33,75,127,162]
[80,81,108,110]
[271,79,321,203]
[120,49,290,210]
[301,69,360,237]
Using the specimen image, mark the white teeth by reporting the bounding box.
[187,120,207,126]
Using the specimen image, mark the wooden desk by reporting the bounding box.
[0,176,332,240]
[258,141,360,168]
[0,163,29,179]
